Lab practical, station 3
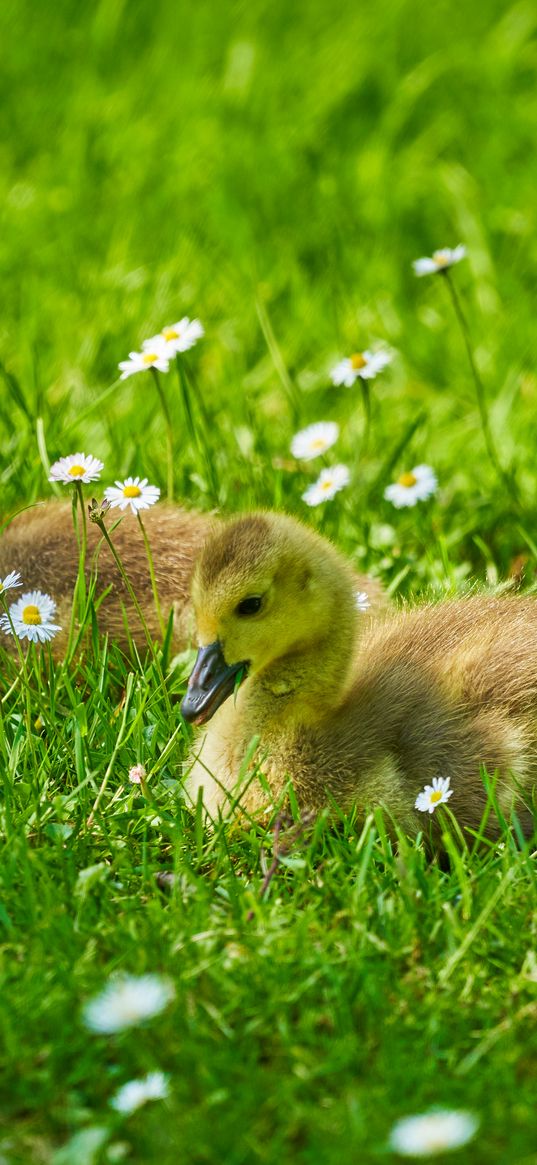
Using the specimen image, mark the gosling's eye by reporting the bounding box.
[236,596,263,617]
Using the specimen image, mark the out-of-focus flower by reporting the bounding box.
[331,350,392,388]
[119,342,170,380]
[147,317,204,355]
[413,245,466,277]
[110,1071,170,1114]
[291,422,339,461]
[302,464,350,506]
[384,465,438,508]
[82,973,175,1034]
[389,1109,479,1156]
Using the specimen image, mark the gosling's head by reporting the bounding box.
[181,512,358,725]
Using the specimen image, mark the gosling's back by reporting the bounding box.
[283,596,537,837]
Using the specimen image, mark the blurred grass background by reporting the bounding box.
[2,0,537,1162]
[2,0,537,551]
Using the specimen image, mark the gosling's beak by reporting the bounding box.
[181,641,249,726]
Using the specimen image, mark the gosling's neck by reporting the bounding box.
[245,595,360,730]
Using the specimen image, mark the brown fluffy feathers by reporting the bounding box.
[0,501,212,655]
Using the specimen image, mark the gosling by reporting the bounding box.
[0,501,212,656]
[181,511,537,843]
[0,502,385,659]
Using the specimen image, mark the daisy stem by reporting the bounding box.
[66,483,88,656]
[443,272,520,505]
[136,512,166,639]
[66,492,79,655]
[92,520,155,645]
[0,596,37,772]
[150,368,174,502]
[91,517,172,716]
[76,481,88,612]
[358,376,372,455]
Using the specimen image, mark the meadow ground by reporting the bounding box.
[1,0,537,1160]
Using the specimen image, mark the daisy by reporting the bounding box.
[147,316,204,355]
[128,764,147,785]
[415,776,453,814]
[0,571,22,595]
[389,1109,479,1157]
[413,245,467,277]
[291,422,340,461]
[302,464,350,507]
[330,350,392,388]
[110,1071,170,1115]
[119,341,170,380]
[355,591,371,613]
[0,590,61,644]
[104,477,160,515]
[82,973,175,1034]
[49,453,104,485]
[384,465,437,509]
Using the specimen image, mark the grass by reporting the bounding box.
[2,0,537,1160]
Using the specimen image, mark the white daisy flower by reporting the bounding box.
[119,340,170,380]
[147,317,204,355]
[82,973,175,1034]
[330,350,392,388]
[355,591,371,613]
[104,477,160,515]
[128,764,147,785]
[49,453,104,485]
[110,1071,170,1115]
[384,464,438,509]
[0,571,22,595]
[413,245,467,277]
[415,776,453,814]
[389,1109,479,1157]
[302,464,350,507]
[0,590,61,644]
[291,421,340,461]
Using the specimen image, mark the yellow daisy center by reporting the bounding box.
[320,479,334,492]
[162,327,179,341]
[398,471,417,488]
[142,352,158,364]
[350,352,367,370]
[433,250,450,267]
[311,438,327,450]
[123,485,142,498]
[68,464,86,477]
[22,604,42,625]
[430,790,443,803]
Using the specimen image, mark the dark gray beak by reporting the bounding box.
[181,641,248,725]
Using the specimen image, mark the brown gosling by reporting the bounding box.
[0,501,212,656]
[181,510,536,844]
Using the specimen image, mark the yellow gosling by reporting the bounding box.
[182,511,537,844]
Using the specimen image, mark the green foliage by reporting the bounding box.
[1,0,537,1159]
